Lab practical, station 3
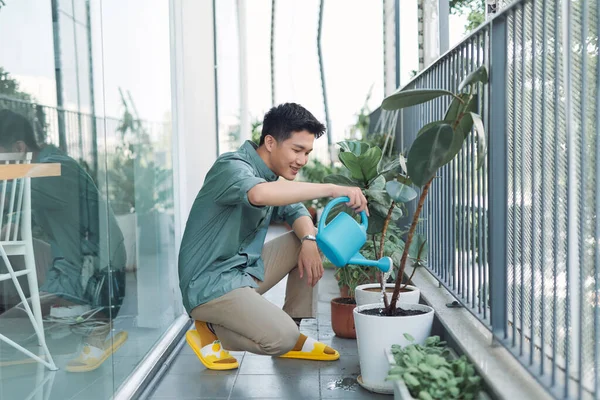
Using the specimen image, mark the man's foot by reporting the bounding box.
[186,321,239,370]
[279,334,339,361]
[66,331,128,372]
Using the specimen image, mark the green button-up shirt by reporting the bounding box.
[178,141,310,313]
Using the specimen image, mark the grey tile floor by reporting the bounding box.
[149,258,390,399]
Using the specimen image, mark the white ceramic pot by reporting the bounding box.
[354,303,434,394]
[355,284,420,307]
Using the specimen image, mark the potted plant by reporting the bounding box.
[386,335,483,399]
[353,65,489,393]
[330,265,373,339]
[324,140,426,307]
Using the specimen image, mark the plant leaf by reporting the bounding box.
[323,174,360,187]
[337,140,371,156]
[403,333,415,342]
[443,93,470,122]
[458,65,489,92]
[407,122,454,187]
[367,212,386,235]
[368,175,386,190]
[382,89,455,111]
[385,181,418,203]
[338,152,364,181]
[365,189,391,205]
[469,112,487,169]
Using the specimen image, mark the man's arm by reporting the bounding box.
[248,181,369,214]
[292,215,322,287]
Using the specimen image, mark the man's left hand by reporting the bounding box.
[297,241,323,287]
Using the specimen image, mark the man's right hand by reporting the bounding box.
[330,185,369,216]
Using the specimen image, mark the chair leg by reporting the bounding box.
[24,243,44,347]
[0,245,57,370]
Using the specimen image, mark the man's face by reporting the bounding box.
[267,130,314,180]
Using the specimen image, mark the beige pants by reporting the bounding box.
[190,231,317,356]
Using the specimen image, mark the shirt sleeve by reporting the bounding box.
[212,158,266,207]
[271,202,311,227]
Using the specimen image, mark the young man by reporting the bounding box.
[179,103,368,370]
[0,109,128,372]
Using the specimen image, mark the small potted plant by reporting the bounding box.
[386,335,483,400]
[353,65,489,394]
[330,265,376,339]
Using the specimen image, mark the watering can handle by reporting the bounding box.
[318,196,368,233]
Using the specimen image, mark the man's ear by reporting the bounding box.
[264,135,276,152]
[13,141,28,153]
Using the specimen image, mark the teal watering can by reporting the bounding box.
[316,196,392,273]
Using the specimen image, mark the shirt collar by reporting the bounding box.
[241,140,278,182]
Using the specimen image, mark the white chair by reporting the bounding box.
[0,152,57,370]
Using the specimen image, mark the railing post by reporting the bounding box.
[488,15,508,339]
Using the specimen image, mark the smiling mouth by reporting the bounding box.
[291,167,300,174]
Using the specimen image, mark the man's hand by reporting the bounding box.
[331,185,370,216]
[298,241,323,287]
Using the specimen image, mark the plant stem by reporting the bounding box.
[386,178,434,316]
[372,234,378,259]
[378,202,396,259]
[377,202,395,310]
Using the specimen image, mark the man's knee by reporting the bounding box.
[259,324,299,356]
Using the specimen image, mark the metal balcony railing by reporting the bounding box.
[384,0,599,398]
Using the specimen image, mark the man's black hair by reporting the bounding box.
[0,109,40,151]
[259,103,326,146]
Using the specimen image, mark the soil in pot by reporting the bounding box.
[331,297,357,339]
[359,307,427,317]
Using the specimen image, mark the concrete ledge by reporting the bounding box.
[406,265,553,400]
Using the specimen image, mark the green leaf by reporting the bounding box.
[337,140,371,156]
[382,89,455,111]
[469,112,487,169]
[385,181,418,203]
[338,152,363,181]
[368,175,386,190]
[443,93,470,122]
[323,174,360,187]
[339,147,382,182]
[365,189,391,205]
[360,146,383,181]
[407,122,454,187]
[458,65,489,92]
[418,391,434,400]
[403,333,415,342]
[403,372,420,387]
[366,213,386,235]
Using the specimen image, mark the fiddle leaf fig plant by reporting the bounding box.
[325,140,428,295]
[382,65,489,316]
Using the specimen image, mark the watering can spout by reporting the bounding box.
[348,253,392,273]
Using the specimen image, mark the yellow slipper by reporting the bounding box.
[279,335,340,361]
[185,330,239,370]
[66,331,128,373]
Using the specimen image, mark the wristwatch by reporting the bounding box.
[300,234,317,245]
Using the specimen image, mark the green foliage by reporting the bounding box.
[325,139,428,284]
[383,66,488,188]
[251,118,262,145]
[334,265,376,297]
[450,0,485,33]
[382,89,457,111]
[107,89,173,215]
[387,336,482,399]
